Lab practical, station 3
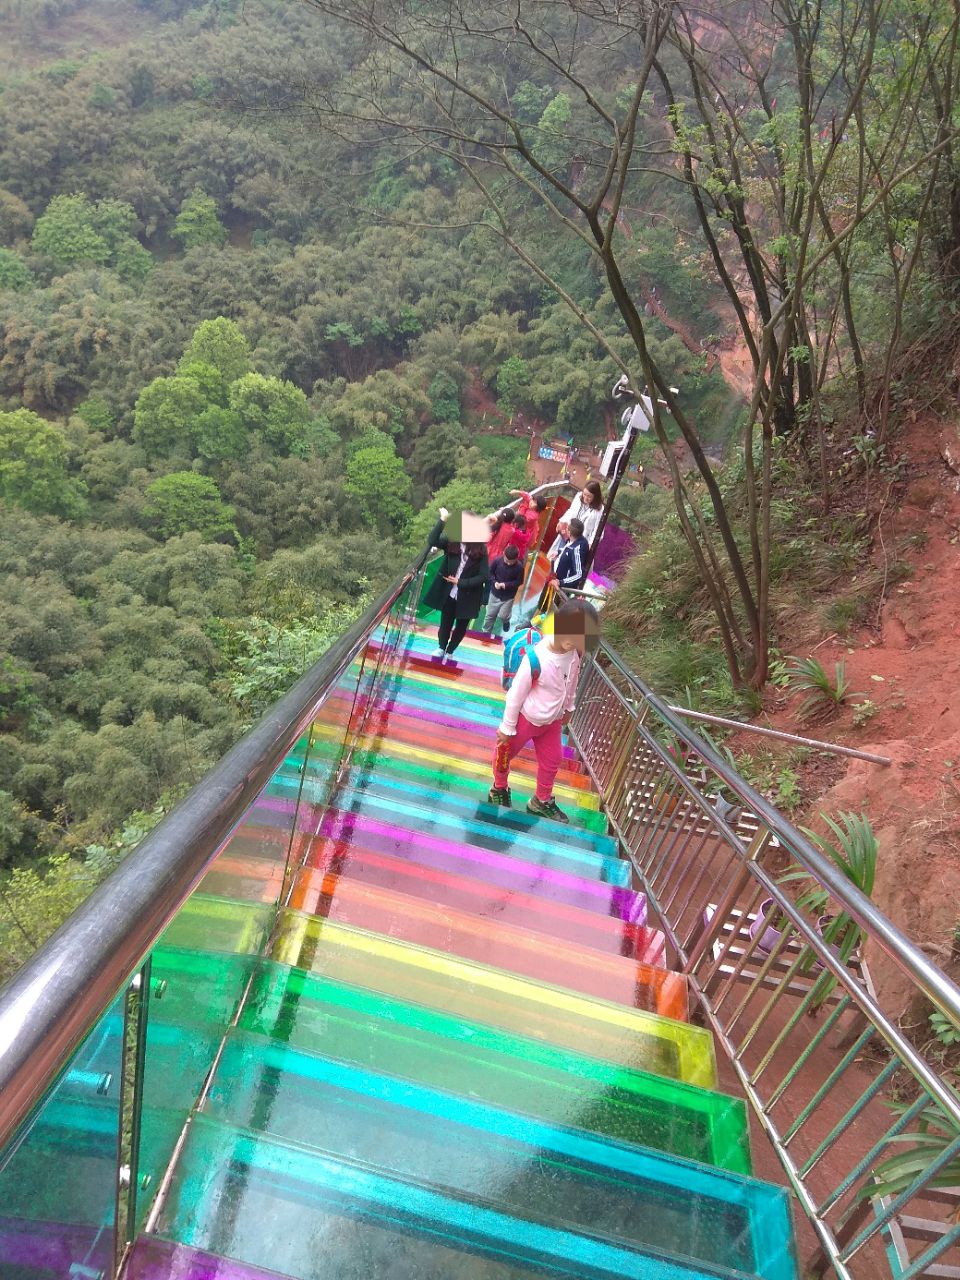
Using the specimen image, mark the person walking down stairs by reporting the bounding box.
[425,508,491,661]
[483,542,524,637]
[489,599,600,823]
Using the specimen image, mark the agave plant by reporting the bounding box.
[865,1099,960,1202]
[779,811,879,1007]
[786,655,857,718]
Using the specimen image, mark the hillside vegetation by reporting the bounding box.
[1,0,958,979]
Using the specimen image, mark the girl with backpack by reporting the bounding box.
[424,509,490,661]
[489,599,599,823]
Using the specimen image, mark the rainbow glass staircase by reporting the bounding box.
[2,623,800,1280]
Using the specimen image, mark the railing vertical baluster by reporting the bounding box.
[569,644,960,1279]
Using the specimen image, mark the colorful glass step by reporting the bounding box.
[357,748,605,828]
[203,1032,794,1280]
[114,579,802,1280]
[310,690,582,766]
[160,896,275,956]
[303,824,644,921]
[270,915,704,1074]
[200,854,286,905]
[280,874,668,1000]
[271,768,606,858]
[283,767,610,853]
[400,630,507,666]
[390,659,508,695]
[297,743,608,833]
[307,717,595,800]
[240,960,751,1173]
[0,1219,111,1280]
[310,807,631,887]
[369,662,512,709]
[364,661,507,713]
[306,721,601,811]
[289,846,650,958]
[0,992,125,1277]
[356,719,588,792]
[127,1237,295,1280]
[314,790,626,881]
[128,1233,574,1280]
[156,1113,761,1280]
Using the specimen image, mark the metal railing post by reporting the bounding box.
[572,639,960,1280]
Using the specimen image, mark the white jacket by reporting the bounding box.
[499,639,581,735]
[548,496,602,561]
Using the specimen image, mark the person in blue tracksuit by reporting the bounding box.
[552,518,589,591]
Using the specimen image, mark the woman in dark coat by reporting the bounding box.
[424,511,490,660]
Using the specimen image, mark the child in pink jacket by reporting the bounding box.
[489,599,599,823]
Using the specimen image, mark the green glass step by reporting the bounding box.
[239,960,749,1173]
[159,895,275,956]
[270,914,714,1088]
[157,1113,763,1280]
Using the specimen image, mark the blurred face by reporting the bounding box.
[553,632,583,655]
[554,609,600,654]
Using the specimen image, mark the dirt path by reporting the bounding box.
[747,414,960,1010]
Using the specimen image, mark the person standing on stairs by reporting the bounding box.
[551,518,589,591]
[489,599,600,823]
[483,542,524,636]
[425,508,490,661]
[547,479,604,561]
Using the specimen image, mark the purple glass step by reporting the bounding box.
[127,1235,293,1280]
[0,1218,110,1277]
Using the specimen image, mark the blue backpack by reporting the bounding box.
[502,626,542,691]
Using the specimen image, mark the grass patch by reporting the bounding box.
[822,596,867,635]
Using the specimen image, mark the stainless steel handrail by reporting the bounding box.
[666,704,892,766]
[571,640,960,1279]
[596,644,960,1025]
[0,476,573,1152]
[0,554,428,1150]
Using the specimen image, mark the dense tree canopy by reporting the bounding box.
[0,409,85,515]
[7,0,951,974]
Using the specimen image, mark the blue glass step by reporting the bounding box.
[156,1113,768,1280]
[203,1031,794,1278]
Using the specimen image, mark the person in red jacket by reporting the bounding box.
[509,490,547,557]
[485,507,520,562]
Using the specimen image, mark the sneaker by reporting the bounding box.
[487,786,512,807]
[431,647,445,659]
[526,796,569,823]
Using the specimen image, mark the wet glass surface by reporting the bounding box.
[124,617,795,1279]
[237,960,751,1174]
[0,996,123,1280]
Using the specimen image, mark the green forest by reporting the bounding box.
[1,0,957,978]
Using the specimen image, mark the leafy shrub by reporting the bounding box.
[929,1011,960,1047]
[869,1099,960,1200]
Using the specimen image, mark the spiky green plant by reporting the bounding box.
[779,811,879,1007]
[786,655,854,717]
[864,1099,960,1201]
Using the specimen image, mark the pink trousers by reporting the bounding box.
[493,712,563,802]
